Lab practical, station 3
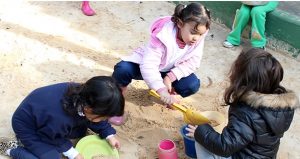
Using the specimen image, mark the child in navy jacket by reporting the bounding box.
[0,76,124,159]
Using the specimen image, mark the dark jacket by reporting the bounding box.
[194,91,299,159]
[12,83,116,158]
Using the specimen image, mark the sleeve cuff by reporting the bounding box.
[63,147,79,159]
[157,87,168,94]
[106,134,115,139]
[167,72,177,82]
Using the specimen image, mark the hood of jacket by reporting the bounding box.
[241,90,299,135]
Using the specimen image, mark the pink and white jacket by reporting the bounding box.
[122,16,208,91]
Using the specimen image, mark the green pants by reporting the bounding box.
[226,2,278,47]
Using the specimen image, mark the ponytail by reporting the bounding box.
[62,83,85,116]
[171,2,211,29]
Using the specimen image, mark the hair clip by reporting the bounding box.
[204,6,210,12]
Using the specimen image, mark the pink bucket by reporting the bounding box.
[158,139,178,159]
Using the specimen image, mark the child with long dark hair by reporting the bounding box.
[186,48,299,159]
[0,76,124,159]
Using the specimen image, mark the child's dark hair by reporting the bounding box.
[171,2,211,29]
[224,48,286,106]
[62,76,125,117]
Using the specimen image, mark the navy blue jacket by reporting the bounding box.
[12,83,116,158]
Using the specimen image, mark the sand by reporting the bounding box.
[0,1,300,159]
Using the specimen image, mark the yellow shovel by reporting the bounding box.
[149,90,210,125]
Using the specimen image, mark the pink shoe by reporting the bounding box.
[81,1,96,16]
[108,116,125,126]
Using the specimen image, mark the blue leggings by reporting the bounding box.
[112,61,200,97]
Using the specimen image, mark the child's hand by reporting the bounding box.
[107,136,120,149]
[185,124,198,138]
[74,153,84,159]
[157,88,179,105]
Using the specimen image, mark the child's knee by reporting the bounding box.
[113,61,132,78]
[251,8,266,18]
[239,5,251,17]
[113,61,130,73]
[180,79,200,97]
[188,79,200,94]
[239,8,250,17]
[112,61,140,86]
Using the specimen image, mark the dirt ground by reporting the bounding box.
[0,1,300,159]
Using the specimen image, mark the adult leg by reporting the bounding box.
[171,73,200,97]
[250,2,279,47]
[226,4,251,46]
